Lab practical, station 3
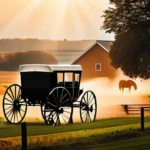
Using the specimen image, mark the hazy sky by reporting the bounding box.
[0,0,114,40]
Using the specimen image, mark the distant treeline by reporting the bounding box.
[0,38,61,51]
[0,51,57,71]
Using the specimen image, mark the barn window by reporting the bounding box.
[95,63,101,71]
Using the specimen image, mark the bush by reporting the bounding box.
[0,51,57,71]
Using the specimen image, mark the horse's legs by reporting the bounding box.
[120,88,122,94]
[122,88,124,95]
[129,87,131,93]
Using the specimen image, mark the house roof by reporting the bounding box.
[96,40,113,51]
[71,40,113,64]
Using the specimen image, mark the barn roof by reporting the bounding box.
[71,40,113,64]
[96,40,113,51]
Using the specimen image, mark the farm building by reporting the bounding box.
[0,39,117,82]
[72,40,117,82]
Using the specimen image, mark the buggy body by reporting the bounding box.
[2,64,97,125]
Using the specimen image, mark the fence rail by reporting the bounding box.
[124,104,150,114]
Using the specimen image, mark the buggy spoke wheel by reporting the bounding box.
[41,103,46,120]
[43,87,73,126]
[3,84,27,124]
[80,91,97,123]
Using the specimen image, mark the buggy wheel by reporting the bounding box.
[80,90,97,123]
[44,87,73,126]
[2,84,27,124]
[41,103,45,120]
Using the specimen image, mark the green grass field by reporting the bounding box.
[78,136,150,150]
[1,116,150,150]
[1,117,150,138]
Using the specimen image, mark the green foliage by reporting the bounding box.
[110,27,150,79]
[0,51,57,71]
[103,0,150,35]
[102,0,150,79]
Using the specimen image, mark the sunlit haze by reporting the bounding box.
[0,0,114,40]
[1,0,149,123]
[0,70,150,122]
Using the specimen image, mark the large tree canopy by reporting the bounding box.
[102,0,150,79]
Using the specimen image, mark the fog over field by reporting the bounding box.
[0,70,150,122]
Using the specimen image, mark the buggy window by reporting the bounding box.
[64,73,73,82]
[75,73,80,82]
[57,73,63,83]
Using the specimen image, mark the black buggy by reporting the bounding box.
[2,64,97,125]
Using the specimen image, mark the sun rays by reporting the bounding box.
[33,0,42,3]
[0,0,42,38]
[0,0,114,40]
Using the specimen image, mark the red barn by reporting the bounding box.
[72,40,117,82]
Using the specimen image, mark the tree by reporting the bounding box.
[0,51,57,71]
[102,0,150,79]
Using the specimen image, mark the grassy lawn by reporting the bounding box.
[1,116,150,150]
[26,126,150,150]
[1,117,150,138]
[81,136,150,150]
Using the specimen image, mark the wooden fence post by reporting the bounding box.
[141,108,144,131]
[21,122,27,150]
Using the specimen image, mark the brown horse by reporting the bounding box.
[119,80,137,94]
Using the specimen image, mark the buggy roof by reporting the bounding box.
[19,64,82,72]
